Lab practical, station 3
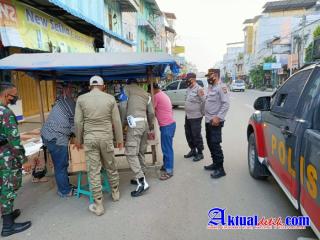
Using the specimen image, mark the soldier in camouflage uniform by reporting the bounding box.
[0,82,32,237]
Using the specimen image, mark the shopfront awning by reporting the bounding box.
[0,52,180,81]
[119,0,139,12]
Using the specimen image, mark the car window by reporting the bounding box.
[271,69,312,118]
[166,81,179,91]
[235,80,244,84]
[196,80,204,87]
[179,81,188,90]
[296,67,320,121]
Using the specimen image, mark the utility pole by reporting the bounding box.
[298,15,307,69]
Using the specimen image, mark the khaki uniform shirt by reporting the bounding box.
[75,88,123,144]
[124,84,155,128]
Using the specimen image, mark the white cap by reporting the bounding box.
[89,75,104,86]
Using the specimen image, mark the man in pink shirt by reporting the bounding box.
[149,83,176,180]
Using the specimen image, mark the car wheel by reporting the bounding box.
[248,133,269,180]
[172,105,178,109]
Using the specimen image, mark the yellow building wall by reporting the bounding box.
[267,9,307,17]
[10,48,56,117]
[245,26,254,54]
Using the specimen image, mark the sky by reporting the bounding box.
[157,0,270,72]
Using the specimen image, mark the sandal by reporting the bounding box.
[159,172,173,181]
[32,177,49,183]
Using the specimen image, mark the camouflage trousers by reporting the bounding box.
[0,169,22,215]
[125,123,148,179]
[84,139,119,200]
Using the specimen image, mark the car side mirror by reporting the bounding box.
[253,96,271,111]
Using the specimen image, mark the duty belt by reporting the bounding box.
[134,117,147,122]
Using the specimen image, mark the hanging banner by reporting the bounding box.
[0,0,94,52]
[172,46,185,54]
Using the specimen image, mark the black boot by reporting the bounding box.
[184,149,196,158]
[2,209,20,220]
[131,177,149,197]
[204,163,219,171]
[193,152,204,162]
[1,213,31,237]
[210,168,226,179]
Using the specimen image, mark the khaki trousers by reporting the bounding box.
[84,139,119,200]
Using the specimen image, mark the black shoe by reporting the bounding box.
[131,177,149,197]
[1,214,31,237]
[210,168,226,179]
[2,209,21,221]
[184,149,196,158]
[193,153,204,162]
[204,163,219,171]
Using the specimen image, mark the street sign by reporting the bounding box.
[263,62,282,70]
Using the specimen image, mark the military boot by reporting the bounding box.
[1,213,31,237]
[111,186,120,202]
[89,198,104,216]
[184,148,196,158]
[2,209,20,221]
[131,177,149,197]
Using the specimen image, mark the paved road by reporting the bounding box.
[9,90,316,240]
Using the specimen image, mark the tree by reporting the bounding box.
[249,56,276,88]
[313,25,320,39]
[305,25,320,63]
[305,43,313,63]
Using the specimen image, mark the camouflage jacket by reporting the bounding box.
[0,103,26,171]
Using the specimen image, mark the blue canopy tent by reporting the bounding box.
[0,52,179,122]
[0,52,180,81]
[0,52,179,165]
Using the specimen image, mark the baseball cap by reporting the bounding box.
[89,75,104,86]
[185,72,196,80]
[205,68,220,77]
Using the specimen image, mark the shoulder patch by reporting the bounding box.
[222,87,228,94]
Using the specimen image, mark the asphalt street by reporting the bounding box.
[7,90,317,240]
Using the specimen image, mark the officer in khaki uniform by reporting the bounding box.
[123,78,155,197]
[75,76,123,216]
[203,69,230,179]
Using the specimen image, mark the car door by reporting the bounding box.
[262,69,313,208]
[176,80,188,106]
[163,81,180,105]
[297,67,320,236]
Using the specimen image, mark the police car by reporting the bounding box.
[247,59,320,237]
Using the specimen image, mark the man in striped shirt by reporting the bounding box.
[41,83,75,197]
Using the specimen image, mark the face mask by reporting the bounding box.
[208,78,215,85]
[8,95,18,105]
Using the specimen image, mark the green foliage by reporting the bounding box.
[249,56,275,88]
[263,56,276,63]
[249,65,264,88]
[313,25,320,39]
[305,43,313,63]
